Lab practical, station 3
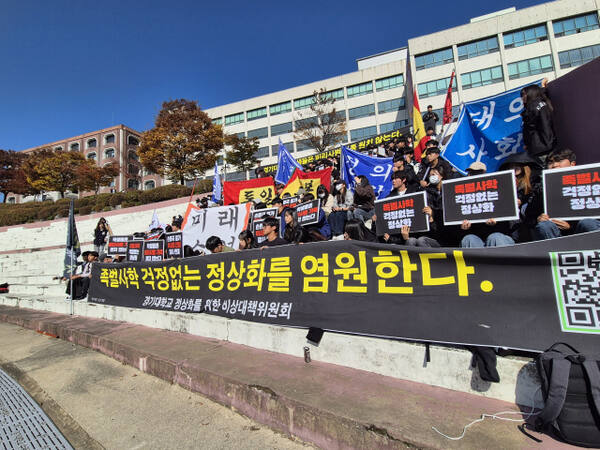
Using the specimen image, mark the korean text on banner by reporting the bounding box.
[223,177,275,205]
[340,146,392,199]
[281,167,332,198]
[543,163,600,220]
[374,192,429,235]
[181,202,252,253]
[442,81,541,174]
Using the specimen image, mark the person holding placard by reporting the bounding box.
[300,193,331,240]
[328,181,353,239]
[349,175,375,224]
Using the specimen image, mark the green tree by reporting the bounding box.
[225,135,259,174]
[22,149,89,198]
[294,88,347,154]
[138,99,225,185]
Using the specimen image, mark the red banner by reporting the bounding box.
[281,167,332,197]
[223,177,275,205]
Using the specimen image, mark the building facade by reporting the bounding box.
[9,124,163,204]
[205,0,600,180]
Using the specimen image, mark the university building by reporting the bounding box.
[205,0,600,180]
[9,0,600,202]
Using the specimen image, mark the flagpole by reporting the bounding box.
[70,250,74,315]
[188,177,198,204]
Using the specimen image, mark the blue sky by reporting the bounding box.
[0,0,544,151]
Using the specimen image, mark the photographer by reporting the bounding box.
[93,217,112,255]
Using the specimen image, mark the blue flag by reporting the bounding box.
[63,199,81,279]
[340,146,393,199]
[211,162,222,203]
[442,81,541,174]
[274,139,302,185]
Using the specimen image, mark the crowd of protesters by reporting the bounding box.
[67,83,599,299]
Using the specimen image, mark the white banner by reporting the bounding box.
[181,202,252,253]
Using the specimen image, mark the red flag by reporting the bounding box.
[223,177,275,205]
[281,167,332,197]
[443,70,455,125]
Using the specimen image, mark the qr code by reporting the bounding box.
[551,250,600,333]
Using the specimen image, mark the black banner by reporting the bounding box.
[126,241,143,262]
[89,231,600,353]
[251,219,268,246]
[282,195,300,209]
[251,207,278,223]
[374,192,429,236]
[107,235,130,256]
[165,232,183,259]
[543,163,600,221]
[142,240,164,262]
[296,199,321,226]
[442,171,518,225]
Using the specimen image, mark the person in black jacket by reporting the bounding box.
[521,83,555,159]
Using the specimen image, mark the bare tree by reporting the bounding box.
[293,88,347,154]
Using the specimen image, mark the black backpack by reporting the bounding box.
[535,343,600,447]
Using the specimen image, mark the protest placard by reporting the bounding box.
[282,196,300,209]
[296,199,321,227]
[107,235,131,256]
[126,240,143,262]
[252,219,268,245]
[543,163,600,220]
[250,207,278,223]
[142,240,164,262]
[165,232,183,259]
[374,192,429,236]
[442,170,518,225]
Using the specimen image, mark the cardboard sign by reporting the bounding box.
[142,240,164,262]
[251,219,268,245]
[296,199,321,227]
[281,195,300,209]
[442,171,519,225]
[374,192,429,236]
[250,207,278,223]
[543,163,600,220]
[126,240,143,262]
[165,232,183,259]
[107,235,131,256]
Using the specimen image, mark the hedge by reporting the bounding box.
[0,182,211,227]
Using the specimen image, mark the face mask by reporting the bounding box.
[429,175,440,185]
[318,193,326,198]
[335,184,343,191]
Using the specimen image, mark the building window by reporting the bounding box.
[295,116,319,130]
[503,25,548,49]
[322,88,345,101]
[128,136,139,146]
[104,134,115,144]
[346,81,373,98]
[296,139,314,152]
[457,36,499,60]
[247,127,268,139]
[247,107,267,121]
[294,95,315,110]
[143,167,155,176]
[270,101,292,115]
[377,98,406,114]
[128,164,139,175]
[225,112,244,125]
[380,121,408,133]
[54,146,63,151]
[104,148,115,159]
[128,179,139,189]
[70,143,79,151]
[87,138,97,148]
[7,197,16,204]
[271,122,293,136]
[430,106,460,123]
[87,152,97,160]
[558,44,600,69]
[350,126,377,141]
[417,77,456,99]
[553,13,599,38]
[461,66,504,90]
[254,146,269,158]
[415,48,454,70]
[272,142,294,155]
[348,104,375,120]
[128,150,139,161]
[144,180,155,190]
[375,74,404,91]
[507,55,554,80]
[227,171,246,181]
[322,110,346,125]
[212,117,223,125]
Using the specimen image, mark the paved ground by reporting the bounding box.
[0,322,312,450]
